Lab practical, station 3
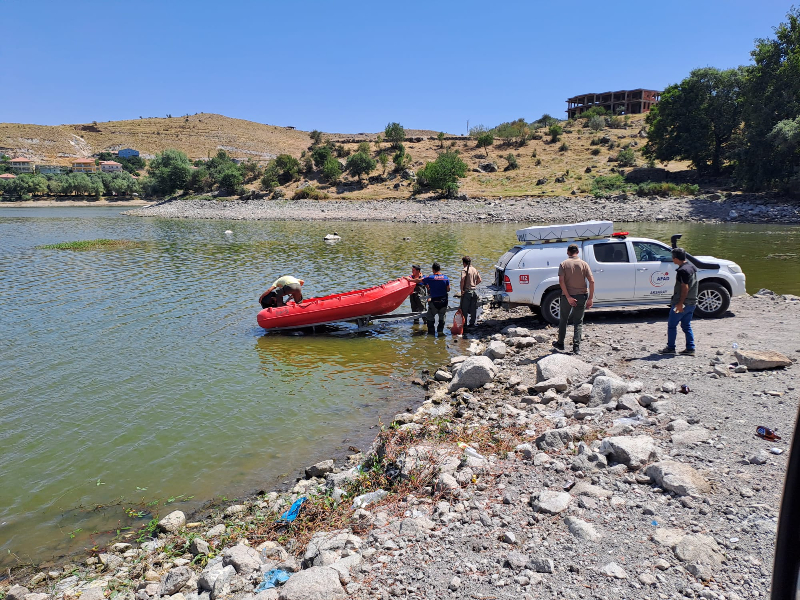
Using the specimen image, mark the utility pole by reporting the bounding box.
[466,119,469,136]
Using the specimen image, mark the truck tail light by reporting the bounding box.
[504,275,513,292]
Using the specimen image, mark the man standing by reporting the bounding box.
[459,256,482,329]
[420,262,450,334]
[660,248,698,356]
[553,244,594,355]
[409,264,428,324]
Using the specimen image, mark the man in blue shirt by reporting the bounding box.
[420,262,450,334]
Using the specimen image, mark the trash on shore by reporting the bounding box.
[756,426,782,441]
[680,384,691,394]
[458,442,485,460]
[278,496,307,523]
[255,569,291,591]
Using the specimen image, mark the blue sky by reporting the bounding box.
[0,0,791,133]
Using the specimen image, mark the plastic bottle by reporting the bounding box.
[732,343,739,350]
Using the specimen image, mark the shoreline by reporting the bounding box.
[3,294,798,599]
[1,199,149,208]
[123,195,800,224]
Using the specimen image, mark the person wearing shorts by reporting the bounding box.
[259,276,305,308]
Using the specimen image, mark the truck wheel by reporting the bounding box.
[540,290,561,325]
[695,282,730,318]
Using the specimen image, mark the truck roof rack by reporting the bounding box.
[516,221,614,244]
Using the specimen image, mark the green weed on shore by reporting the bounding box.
[36,239,140,250]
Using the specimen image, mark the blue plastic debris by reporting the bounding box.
[278,496,307,523]
[255,569,291,592]
[651,520,658,526]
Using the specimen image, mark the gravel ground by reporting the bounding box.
[3,294,798,600]
[126,195,800,224]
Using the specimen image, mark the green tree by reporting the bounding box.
[147,149,192,195]
[588,115,605,132]
[739,8,800,189]
[549,124,563,143]
[275,154,301,182]
[437,132,445,148]
[645,67,745,175]
[374,134,382,150]
[476,132,494,158]
[416,151,467,197]
[309,130,323,146]
[346,151,377,181]
[322,156,342,183]
[384,122,405,148]
[378,152,389,175]
[538,114,558,128]
[311,145,333,169]
[616,147,636,167]
[357,141,371,155]
[218,167,243,194]
[261,161,281,190]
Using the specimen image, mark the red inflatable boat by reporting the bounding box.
[257,277,416,330]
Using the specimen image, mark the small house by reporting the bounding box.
[99,160,123,173]
[71,158,97,173]
[0,173,17,179]
[117,148,139,158]
[10,158,35,173]
[37,165,63,175]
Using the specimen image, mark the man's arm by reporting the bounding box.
[675,283,689,313]
[460,271,466,294]
[476,270,482,285]
[586,275,595,309]
[560,273,577,307]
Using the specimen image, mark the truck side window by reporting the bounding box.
[593,242,629,263]
[633,242,672,262]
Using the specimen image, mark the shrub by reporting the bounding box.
[531,133,543,140]
[549,124,563,143]
[334,144,350,158]
[218,167,243,195]
[275,154,301,182]
[346,151,377,181]
[609,116,625,129]
[476,132,494,157]
[635,182,699,197]
[261,162,280,190]
[580,107,609,120]
[531,149,537,158]
[559,142,569,152]
[302,156,313,173]
[535,158,542,166]
[437,132,445,148]
[322,156,342,183]
[292,185,329,200]
[312,145,333,169]
[357,141,371,155]
[608,140,617,150]
[309,130,323,146]
[591,147,601,156]
[415,151,467,197]
[385,122,405,148]
[588,115,605,132]
[504,153,519,170]
[273,188,285,199]
[374,134,382,150]
[393,144,410,171]
[378,153,389,174]
[146,149,192,195]
[616,148,636,167]
[591,174,627,196]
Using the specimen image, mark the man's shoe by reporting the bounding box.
[659,347,677,355]
[572,346,580,355]
[552,341,565,352]
[679,348,696,356]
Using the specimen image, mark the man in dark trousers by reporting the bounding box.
[660,247,698,356]
[419,262,450,334]
[459,256,482,329]
[553,244,594,355]
[409,264,428,324]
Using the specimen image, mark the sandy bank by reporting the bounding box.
[1,198,149,208]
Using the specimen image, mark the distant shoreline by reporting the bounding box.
[1,198,149,208]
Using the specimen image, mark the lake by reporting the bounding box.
[1,207,798,565]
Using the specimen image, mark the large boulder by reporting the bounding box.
[734,349,791,370]
[484,340,508,360]
[674,534,725,566]
[536,354,593,383]
[645,461,711,497]
[533,491,571,514]
[278,566,345,600]
[599,436,659,470]
[158,510,186,533]
[303,530,361,567]
[448,356,498,391]
[6,587,29,600]
[222,543,262,574]
[535,426,579,451]
[158,566,193,596]
[589,376,629,406]
[199,557,225,591]
[564,516,601,542]
[305,460,334,478]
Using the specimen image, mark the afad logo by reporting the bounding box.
[650,271,671,287]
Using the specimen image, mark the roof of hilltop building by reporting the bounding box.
[100,161,122,165]
[10,157,32,162]
[72,158,95,163]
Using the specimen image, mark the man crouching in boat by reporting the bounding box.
[259,276,305,308]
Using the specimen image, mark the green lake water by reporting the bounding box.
[1,207,798,565]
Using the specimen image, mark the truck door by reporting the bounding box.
[632,241,676,300]
[585,241,635,300]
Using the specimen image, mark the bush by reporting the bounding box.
[415,151,467,197]
[609,116,625,129]
[476,132,494,156]
[357,141,371,155]
[531,149,537,158]
[378,153,389,174]
[393,144,410,172]
[608,140,617,150]
[302,156,313,174]
[588,115,605,132]
[591,174,627,195]
[617,148,636,167]
[261,162,280,191]
[292,185,329,200]
[275,154,301,182]
[531,133,543,140]
[218,167,243,195]
[591,148,601,156]
[580,107,609,120]
[345,151,377,181]
[385,122,405,148]
[309,130,323,146]
[635,182,699,197]
[504,153,519,170]
[147,149,192,195]
[334,144,350,158]
[312,145,333,169]
[535,158,542,166]
[549,124,563,143]
[559,142,569,152]
[322,156,342,183]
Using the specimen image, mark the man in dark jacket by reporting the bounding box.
[660,248,698,356]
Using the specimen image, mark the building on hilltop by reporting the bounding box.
[117,148,139,158]
[99,160,123,173]
[37,164,63,175]
[566,89,661,120]
[71,158,97,173]
[10,158,35,173]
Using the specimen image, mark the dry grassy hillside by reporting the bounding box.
[0,113,693,198]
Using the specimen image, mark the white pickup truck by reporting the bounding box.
[491,221,747,324]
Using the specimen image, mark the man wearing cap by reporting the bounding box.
[409,264,428,324]
[553,244,594,354]
[259,275,305,308]
[659,247,698,356]
[459,256,482,329]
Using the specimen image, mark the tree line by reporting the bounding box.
[0,170,141,199]
[645,8,800,194]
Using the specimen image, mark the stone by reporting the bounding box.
[484,340,508,360]
[512,337,536,348]
[601,562,628,579]
[158,510,186,533]
[448,356,498,392]
[541,389,558,404]
[637,393,657,407]
[223,544,262,575]
[24,595,48,600]
[571,452,607,472]
[435,473,460,496]
[535,427,578,451]
[398,517,435,537]
[537,354,593,382]
[505,327,531,338]
[645,461,711,497]
[599,435,660,470]
[687,562,713,581]
[570,481,612,499]
[277,566,345,600]
[206,524,226,537]
[666,419,690,432]
[159,567,193,596]
[479,162,498,173]
[533,377,569,393]
[653,528,686,548]
[661,381,676,393]
[500,531,516,544]
[674,534,725,566]
[505,551,530,570]
[211,565,235,600]
[305,460,334,478]
[748,451,770,465]
[734,349,791,370]
[99,553,124,572]
[111,542,132,553]
[528,557,555,573]
[670,427,711,446]
[574,407,605,421]
[80,589,104,600]
[448,576,462,591]
[534,491,572,514]
[515,443,534,459]
[590,376,629,406]
[433,370,452,382]
[564,516,601,541]
[7,587,30,600]
[190,538,211,556]
[199,558,225,591]
[569,383,593,404]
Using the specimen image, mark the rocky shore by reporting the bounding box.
[125,195,800,224]
[3,293,799,600]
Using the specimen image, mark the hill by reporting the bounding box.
[0,113,695,199]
